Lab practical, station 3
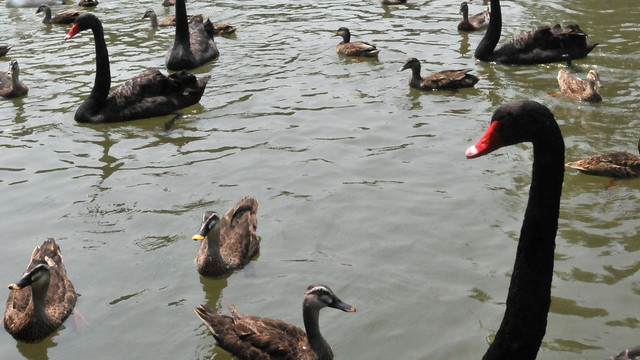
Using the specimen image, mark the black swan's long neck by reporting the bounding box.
[174,0,191,53]
[303,305,333,360]
[475,0,501,61]
[88,20,111,103]
[483,129,565,360]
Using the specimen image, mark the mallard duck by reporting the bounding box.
[565,138,640,179]
[78,0,97,7]
[0,45,12,57]
[555,69,603,102]
[398,57,479,90]
[4,238,77,343]
[0,60,29,98]
[35,4,80,25]
[333,27,380,58]
[192,196,259,278]
[381,0,407,4]
[458,1,490,31]
[475,0,597,64]
[194,284,356,360]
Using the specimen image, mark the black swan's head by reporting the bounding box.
[65,13,101,40]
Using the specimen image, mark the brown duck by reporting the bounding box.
[398,57,479,90]
[333,27,380,58]
[0,45,12,57]
[194,284,356,360]
[4,238,77,343]
[556,69,603,102]
[0,60,29,98]
[192,196,259,278]
[458,1,490,31]
[566,138,640,179]
[35,5,80,24]
[140,8,203,28]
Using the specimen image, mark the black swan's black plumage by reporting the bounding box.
[475,0,597,64]
[467,100,565,360]
[65,13,210,124]
[165,0,219,71]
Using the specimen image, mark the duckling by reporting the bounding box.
[0,45,12,57]
[555,69,603,102]
[398,57,479,90]
[78,0,97,7]
[194,284,356,360]
[458,1,490,31]
[0,60,29,98]
[4,238,77,343]
[35,4,80,25]
[333,27,380,59]
[192,196,259,278]
[566,138,640,179]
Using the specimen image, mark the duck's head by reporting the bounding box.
[587,70,603,88]
[35,4,49,15]
[303,284,356,312]
[398,57,420,72]
[140,8,155,20]
[459,2,468,15]
[192,211,221,241]
[332,27,350,40]
[7,59,19,75]
[8,263,51,291]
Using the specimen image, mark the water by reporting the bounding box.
[0,0,639,359]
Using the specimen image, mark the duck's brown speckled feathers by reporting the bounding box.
[0,45,12,57]
[566,138,640,179]
[194,284,356,360]
[4,238,77,343]
[0,60,29,98]
[458,2,490,31]
[212,22,239,36]
[398,57,479,90]
[35,5,79,25]
[557,69,602,102]
[193,196,259,278]
[333,27,380,58]
[605,346,640,360]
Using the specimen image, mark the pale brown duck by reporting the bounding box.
[458,1,490,31]
[333,27,380,58]
[556,69,603,102]
[192,196,259,278]
[194,284,356,360]
[566,138,640,179]
[4,238,77,343]
[140,8,203,28]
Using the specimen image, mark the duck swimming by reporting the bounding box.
[398,57,479,90]
[35,4,80,25]
[333,27,380,58]
[192,196,259,278]
[458,1,490,31]
[566,137,640,179]
[0,60,29,98]
[475,0,597,64]
[556,69,603,102]
[194,284,355,360]
[4,238,77,343]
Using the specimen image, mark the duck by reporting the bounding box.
[380,0,407,4]
[457,1,490,31]
[0,60,29,98]
[555,69,603,102]
[165,0,219,71]
[192,196,259,278]
[64,13,210,123]
[6,0,63,7]
[565,137,640,179]
[35,4,80,25]
[162,0,175,7]
[194,284,356,360]
[78,0,97,7]
[475,0,597,64]
[0,45,12,57]
[210,22,239,36]
[398,57,479,91]
[333,27,380,59]
[3,238,77,343]
[140,8,204,28]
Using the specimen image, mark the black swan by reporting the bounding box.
[35,4,80,25]
[398,57,479,90]
[65,13,210,124]
[458,1,490,32]
[474,0,597,64]
[165,0,219,71]
[194,284,355,360]
[4,238,76,343]
[192,196,260,278]
[332,27,380,58]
